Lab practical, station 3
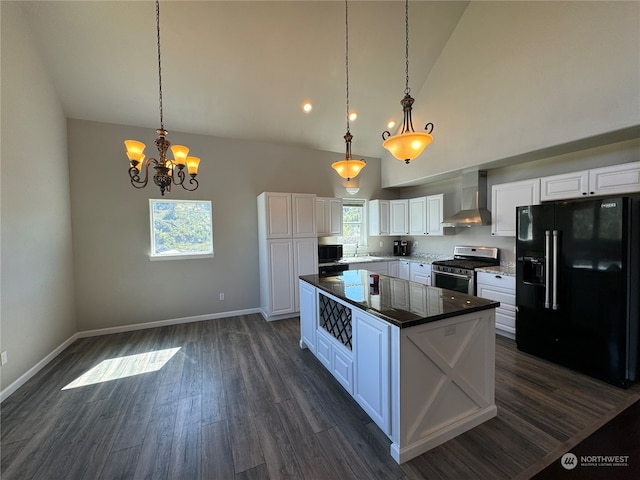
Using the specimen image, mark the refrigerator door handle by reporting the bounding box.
[545,230,551,309]
[552,230,559,310]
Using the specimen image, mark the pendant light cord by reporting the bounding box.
[345,0,350,133]
[156,0,164,131]
[404,0,410,96]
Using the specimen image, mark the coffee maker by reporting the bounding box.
[393,240,410,256]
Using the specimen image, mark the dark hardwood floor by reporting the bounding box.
[2,314,639,479]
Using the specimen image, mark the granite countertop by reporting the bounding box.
[476,265,516,277]
[334,253,451,265]
[299,269,499,328]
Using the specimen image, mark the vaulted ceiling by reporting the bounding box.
[18,1,469,159]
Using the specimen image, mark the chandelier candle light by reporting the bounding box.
[124,1,200,196]
[381,0,434,164]
[332,0,366,181]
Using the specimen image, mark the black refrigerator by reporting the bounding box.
[516,196,640,388]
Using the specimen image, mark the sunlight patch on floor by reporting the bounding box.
[62,347,181,390]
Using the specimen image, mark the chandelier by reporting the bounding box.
[124,1,200,196]
[332,0,366,181]
[381,0,434,164]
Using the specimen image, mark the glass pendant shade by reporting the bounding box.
[332,158,366,180]
[171,145,189,166]
[124,140,146,163]
[383,130,433,163]
[186,156,200,175]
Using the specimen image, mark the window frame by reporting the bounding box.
[149,198,214,261]
[339,198,368,252]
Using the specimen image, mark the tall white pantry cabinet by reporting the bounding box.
[258,192,318,321]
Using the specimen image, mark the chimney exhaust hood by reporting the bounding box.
[441,170,491,227]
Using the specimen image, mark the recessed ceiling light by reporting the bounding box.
[349,112,357,122]
[303,103,313,113]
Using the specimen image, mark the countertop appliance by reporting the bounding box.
[516,196,640,388]
[318,244,343,264]
[431,246,499,295]
[393,240,410,256]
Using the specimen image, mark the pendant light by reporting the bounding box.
[381,0,434,164]
[332,0,366,181]
[124,1,201,196]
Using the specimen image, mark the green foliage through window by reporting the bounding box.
[150,199,213,258]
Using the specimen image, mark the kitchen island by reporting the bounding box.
[299,269,500,464]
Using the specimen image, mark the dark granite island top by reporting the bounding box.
[299,269,499,328]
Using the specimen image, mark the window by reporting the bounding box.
[149,199,214,260]
[339,199,367,253]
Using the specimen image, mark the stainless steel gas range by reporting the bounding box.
[431,246,499,295]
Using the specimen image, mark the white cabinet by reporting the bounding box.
[292,193,317,237]
[491,179,541,237]
[409,197,427,236]
[398,260,410,280]
[369,199,390,236]
[353,310,391,434]
[409,262,431,285]
[388,260,399,278]
[258,192,317,320]
[390,199,409,235]
[316,197,343,236]
[299,280,317,352]
[409,194,444,236]
[476,272,516,338]
[541,161,640,201]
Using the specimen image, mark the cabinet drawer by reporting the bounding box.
[477,285,515,310]
[476,271,515,290]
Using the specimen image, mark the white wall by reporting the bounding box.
[67,119,386,332]
[1,3,77,392]
[382,1,640,187]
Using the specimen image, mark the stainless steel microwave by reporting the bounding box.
[318,244,343,263]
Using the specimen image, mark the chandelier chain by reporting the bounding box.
[404,0,410,96]
[345,0,350,133]
[156,0,164,130]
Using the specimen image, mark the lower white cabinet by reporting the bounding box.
[409,262,431,285]
[398,260,410,280]
[299,280,317,353]
[349,261,389,275]
[388,260,399,278]
[476,271,516,337]
[353,310,391,434]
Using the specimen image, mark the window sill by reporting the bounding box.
[149,253,215,261]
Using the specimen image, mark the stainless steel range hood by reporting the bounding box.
[441,170,491,227]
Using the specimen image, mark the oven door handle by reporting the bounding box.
[433,271,470,280]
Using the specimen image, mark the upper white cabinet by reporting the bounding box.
[409,194,445,236]
[260,192,292,238]
[369,199,390,236]
[390,199,409,236]
[491,179,541,237]
[541,161,640,201]
[316,197,343,237]
[292,193,317,237]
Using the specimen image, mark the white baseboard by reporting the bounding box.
[0,307,261,403]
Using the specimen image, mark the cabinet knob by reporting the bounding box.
[582,192,587,195]
[495,275,502,279]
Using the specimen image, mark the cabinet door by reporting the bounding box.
[262,192,292,238]
[266,239,295,315]
[390,199,409,235]
[491,179,540,237]
[328,198,343,235]
[292,194,317,237]
[316,198,329,236]
[369,200,390,236]
[409,197,427,235]
[540,171,589,201]
[426,194,444,236]
[398,261,410,280]
[293,238,318,311]
[388,260,399,278]
[353,310,391,434]
[299,281,317,352]
[589,161,640,196]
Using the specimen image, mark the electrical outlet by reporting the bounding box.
[219,293,225,301]
[1,351,7,366]
[413,241,419,249]
[379,241,384,248]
